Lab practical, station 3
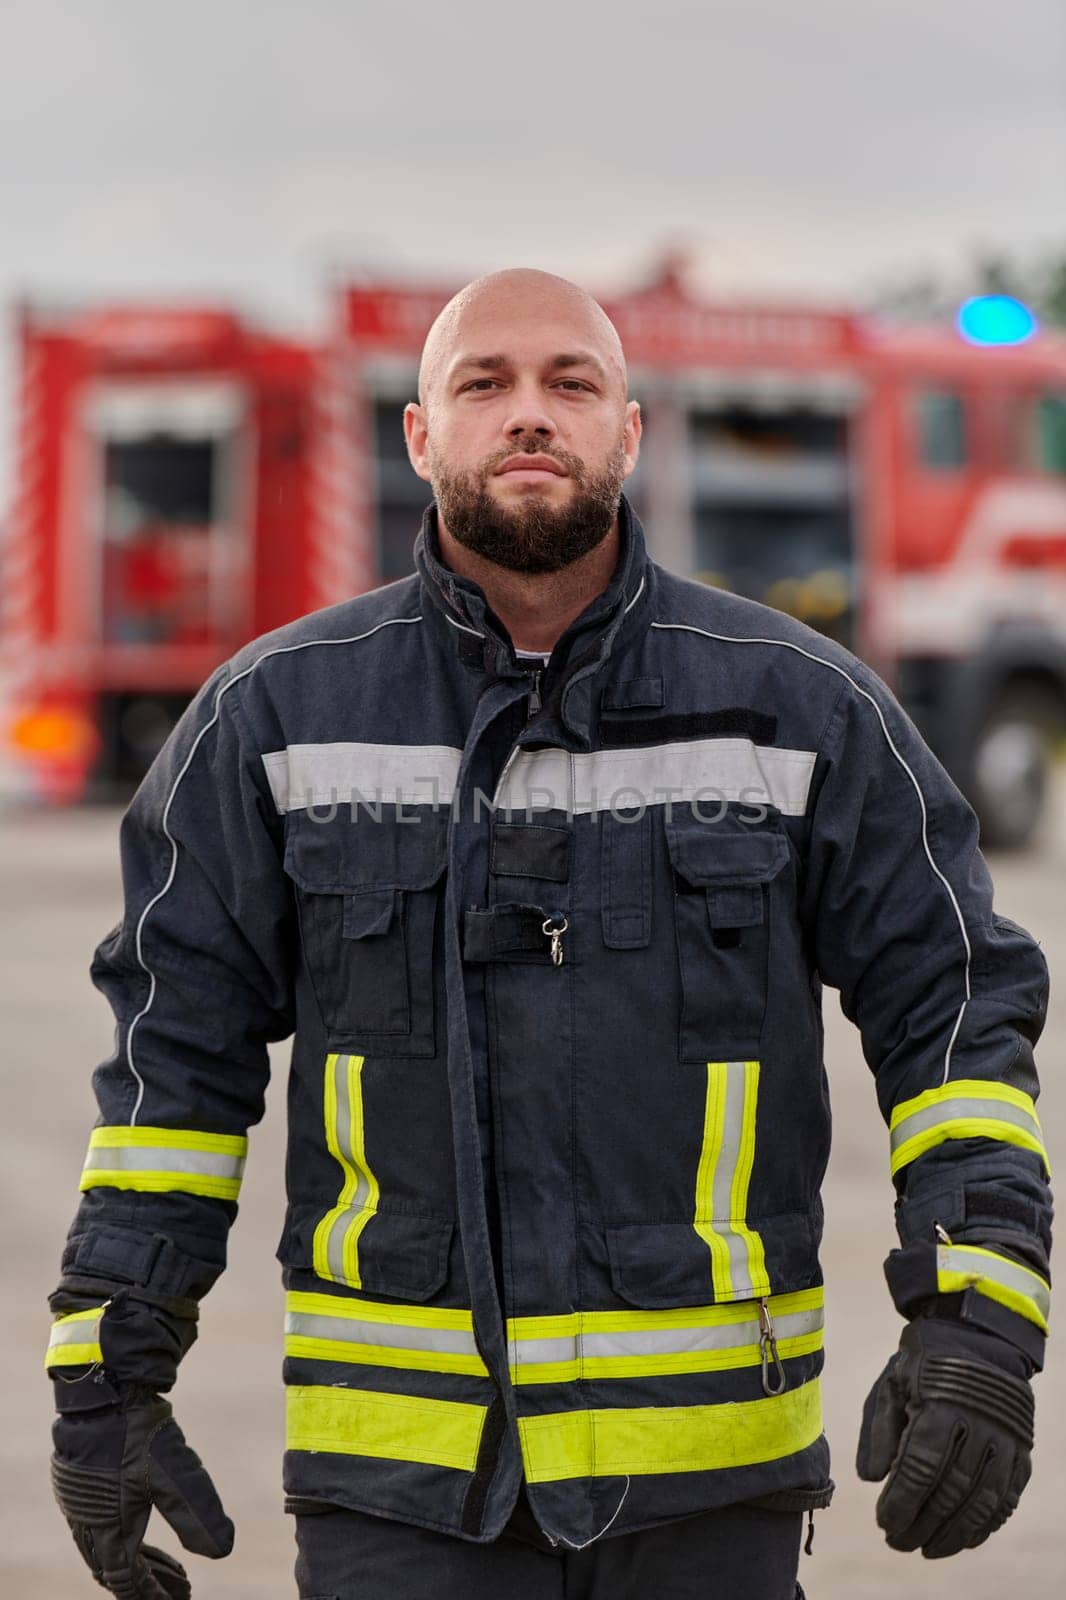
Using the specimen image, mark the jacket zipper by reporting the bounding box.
[526,667,542,719]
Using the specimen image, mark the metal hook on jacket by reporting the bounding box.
[758,1299,787,1396]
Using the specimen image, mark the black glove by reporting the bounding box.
[52,1382,234,1598]
[856,1316,1035,1559]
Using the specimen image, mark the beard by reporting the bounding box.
[431,439,627,574]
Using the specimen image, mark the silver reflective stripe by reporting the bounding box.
[891,1096,1043,1155]
[694,1061,768,1301]
[715,1066,757,1297]
[262,736,816,816]
[492,740,816,817]
[48,1313,104,1350]
[262,742,463,814]
[285,1312,480,1358]
[326,1054,372,1282]
[45,1308,105,1369]
[82,1147,245,1180]
[510,1305,823,1368]
[937,1245,1051,1326]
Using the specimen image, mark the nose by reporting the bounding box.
[502,382,557,443]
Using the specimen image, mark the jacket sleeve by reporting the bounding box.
[801,661,1052,1369]
[50,660,296,1331]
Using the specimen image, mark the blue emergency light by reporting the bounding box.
[956,294,1038,347]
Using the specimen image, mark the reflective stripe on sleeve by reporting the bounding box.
[507,1288,823,1384]
[693,1060,770,1301]
[312,1054,380,1288]
[937,1244,1051,1334]
[890,1080,1049,1176]
[79,1127,247,1200]
[285,1292,489,1377]
[285,1384,488,1473]
[517,1375,823,1483]
[45,1306,105,1370]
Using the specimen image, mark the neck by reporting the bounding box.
[436,515,621,654]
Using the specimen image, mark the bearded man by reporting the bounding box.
[46,270,1051,1600]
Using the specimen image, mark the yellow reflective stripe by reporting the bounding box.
[510,1330,823,1386]
[892,1119,1048,1176]
[518,1376,823,1482]
[694,1061,731,1295]
[506,1289,824,1383]
[731,1060,768,1294]
[284,1291,489,1378]
[889,1080,1049,1177]
[890,1079,1041,1126]
[506,1287,823,1342]
[936,1244,1051,1335]
[312,1053,380,1287]
[86,1126,247,1153]
[45,1306,105,1370]
[693,1060,769,1300]
[79,1126,247,1200]
[286,1384,487,1472]
[288,1292,475,1331]
[285,1337,487,1376]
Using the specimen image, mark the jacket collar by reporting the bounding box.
[414,493,655,747]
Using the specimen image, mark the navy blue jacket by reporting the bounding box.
[51,497,1051,1548]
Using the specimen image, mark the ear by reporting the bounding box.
[403,402,434,484]
[621,399,642,480]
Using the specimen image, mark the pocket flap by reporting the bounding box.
[601,675,665,711]
[285,810,448,895]
[706,885,764,928]
[606,1215,819,1308]
[342,887,398,939]
[606,1222,725,1308]
[664,819,790,889]
[278,1203,454,1301]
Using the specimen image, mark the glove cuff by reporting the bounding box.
[885,1238,1048,1370]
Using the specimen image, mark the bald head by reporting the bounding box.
[417,267,627,410]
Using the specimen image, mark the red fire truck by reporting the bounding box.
[4,264,1066,844]
[0,303,359,800]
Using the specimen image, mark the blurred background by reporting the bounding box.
[2,2,1064,1594]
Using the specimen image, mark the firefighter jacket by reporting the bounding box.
[50,496,1052,1549]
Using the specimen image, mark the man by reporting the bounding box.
[47,269,1052,1600]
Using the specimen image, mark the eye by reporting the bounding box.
[461,379,502,393]
[554,379,593,393]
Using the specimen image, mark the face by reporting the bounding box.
[404,293,641,574]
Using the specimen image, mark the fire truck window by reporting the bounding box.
[104,435,217,532]
[914,391,968,471]
[1037,393,1066,476]
[101,434,224,648]
[687,405,856,647]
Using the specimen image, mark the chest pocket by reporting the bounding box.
[284,809,448,1057]
[664,816,790,1062]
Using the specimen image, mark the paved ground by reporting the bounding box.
[3,793,1064,1598]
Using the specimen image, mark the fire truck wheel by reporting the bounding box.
[972,685,1065,852]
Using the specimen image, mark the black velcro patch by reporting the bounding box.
[598,709,778,747]
[491,822,571,882]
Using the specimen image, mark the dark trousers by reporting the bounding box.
[293,1491,805,1599]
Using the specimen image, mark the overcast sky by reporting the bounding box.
[1,0,1064,498]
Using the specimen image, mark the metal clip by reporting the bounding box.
[542,914,568,967]
[758,1298,787,1396]
[934,1220,953,1246]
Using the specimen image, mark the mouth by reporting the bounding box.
[495,455,568,478]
